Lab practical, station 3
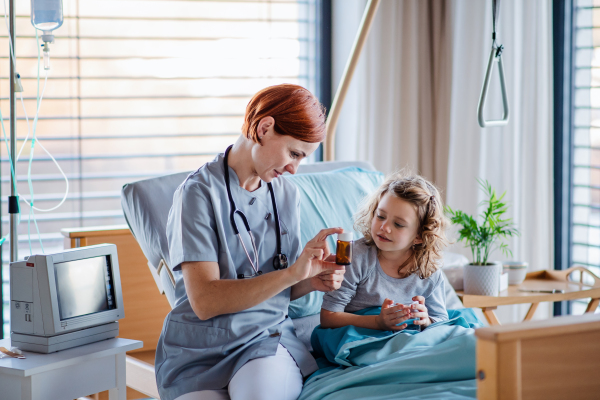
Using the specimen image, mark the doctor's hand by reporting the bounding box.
[310,254,345,292]
[289,228,344,284]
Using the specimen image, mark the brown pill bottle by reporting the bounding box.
[336,231,353,265]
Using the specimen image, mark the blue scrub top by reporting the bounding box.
[155,153,317,400]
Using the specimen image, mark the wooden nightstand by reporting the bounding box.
[456,266,600,325]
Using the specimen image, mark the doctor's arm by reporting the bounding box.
[183,228,344,320]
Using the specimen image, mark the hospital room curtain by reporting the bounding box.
[0,0,322,337]
[332,0,452,190]
[332,0,553,323]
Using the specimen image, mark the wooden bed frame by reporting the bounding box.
[62,226,600,400]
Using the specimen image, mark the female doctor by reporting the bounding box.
[155,84,345,400]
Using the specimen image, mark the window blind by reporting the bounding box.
[1,0,320,337]
[571,0,600,312]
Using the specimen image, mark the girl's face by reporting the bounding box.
[371,192,422,254]
[251,117,319,182]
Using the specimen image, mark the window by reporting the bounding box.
[1,0,327,337]
[572,3,600,275]
[555,0,600,315]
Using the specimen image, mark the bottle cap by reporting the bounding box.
[337,231,353,242]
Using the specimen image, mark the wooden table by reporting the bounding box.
[457,267,600,325]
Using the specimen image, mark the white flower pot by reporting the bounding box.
[463,261,503,296]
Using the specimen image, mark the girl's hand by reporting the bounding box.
[376,298,412,331]
[310,254,345,292]
[289,228,344,283]
[409,296,432,328]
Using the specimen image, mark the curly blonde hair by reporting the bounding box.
[354,171,449,279]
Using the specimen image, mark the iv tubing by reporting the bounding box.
[0,3,68,253]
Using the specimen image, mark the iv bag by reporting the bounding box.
[31,0,63,32]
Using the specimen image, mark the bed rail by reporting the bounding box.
[475,312,600,400]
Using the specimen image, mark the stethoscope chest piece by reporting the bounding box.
[273,253,288,270]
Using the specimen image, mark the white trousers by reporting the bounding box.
[174,344,303,400]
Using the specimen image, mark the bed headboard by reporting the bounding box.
[120,160,379,307]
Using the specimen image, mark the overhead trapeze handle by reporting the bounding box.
[477,0,509,128]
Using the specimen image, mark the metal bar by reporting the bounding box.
[477,47,510,127]
[324,0,381,161]
[9,0,17,263]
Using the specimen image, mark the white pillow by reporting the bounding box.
[442,252,469,292]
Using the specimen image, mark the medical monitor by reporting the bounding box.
[10,244,124,352]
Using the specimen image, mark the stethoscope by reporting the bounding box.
[224,145,288,279]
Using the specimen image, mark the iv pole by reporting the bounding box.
[8,0,18,262]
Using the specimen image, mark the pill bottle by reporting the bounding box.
[336,231,353,265]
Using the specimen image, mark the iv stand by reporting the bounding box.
[8,0,18,262]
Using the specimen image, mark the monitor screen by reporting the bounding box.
[54,255,117,320]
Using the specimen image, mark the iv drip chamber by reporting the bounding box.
[31,0,63,33]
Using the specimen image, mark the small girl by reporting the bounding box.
[321,172,449,331]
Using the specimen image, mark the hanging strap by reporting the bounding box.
[492,0,500,42]
[477,0,509,128]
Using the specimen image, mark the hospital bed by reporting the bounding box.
[63,161,600,400]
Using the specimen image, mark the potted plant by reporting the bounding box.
[445,179,519,296]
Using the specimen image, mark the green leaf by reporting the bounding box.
[446,179,520,264]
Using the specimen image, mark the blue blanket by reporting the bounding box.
[299,309,484,400]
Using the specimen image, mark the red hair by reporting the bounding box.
[242,84,326,143]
